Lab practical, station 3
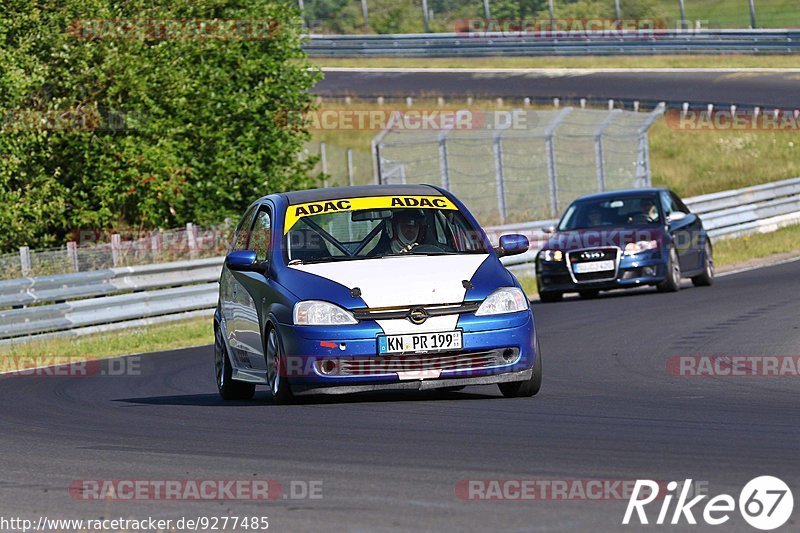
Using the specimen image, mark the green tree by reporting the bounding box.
[0,0,321,251]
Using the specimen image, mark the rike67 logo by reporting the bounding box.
[623,477,793,530]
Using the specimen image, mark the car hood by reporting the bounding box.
[285,254,491,308]
[542,226,666,251]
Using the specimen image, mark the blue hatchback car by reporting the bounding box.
[214,184,541,403]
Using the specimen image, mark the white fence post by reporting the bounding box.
[186,223,198,260]
[66,241,79,272]
[151,230,161,261]
[438,129,452,190]
[19,246,31,277]
[111,234,121,267]
[346,148,355,186]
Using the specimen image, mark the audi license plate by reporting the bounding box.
[378,331,462,355]
[573,260,615,274]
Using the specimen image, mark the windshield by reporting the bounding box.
[558,196,661,231]
[284,198,488,264]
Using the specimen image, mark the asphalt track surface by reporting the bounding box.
[2,260,800,532]
[314,69,800,109]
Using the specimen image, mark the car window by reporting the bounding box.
[661,192,680,216]
[558,196,660,230]
[285,203,488,264]
[232,205,258,251]
[670,191,691,214]
[250,207,272,262]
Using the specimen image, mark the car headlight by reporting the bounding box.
[475,287,528,316]
[624,240,658,256]
[540,249,563,262]
[293,300,357,325]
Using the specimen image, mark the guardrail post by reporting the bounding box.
[421,0,430,32]
[111,234,121,267]
[19,246,31,277]
[66,241,79,272]
[346,148,355,186]
[186,223,198,260]
[749,0,757,29]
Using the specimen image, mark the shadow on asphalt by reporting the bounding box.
[114,389,500,407]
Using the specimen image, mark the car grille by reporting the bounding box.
[567,247,620,284]
[317,348,520,376]
[352,302,480,322]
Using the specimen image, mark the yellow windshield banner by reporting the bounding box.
[284,195,457,234]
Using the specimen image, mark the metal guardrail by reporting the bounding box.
[493,176,800,273]
[2,177,799,342]
[304,30,800,57]
[0,258,222,343]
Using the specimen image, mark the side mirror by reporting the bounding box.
[668,211,688,223]
[542,225,556,234]
[225,250,257,271]
[497,234,529,258]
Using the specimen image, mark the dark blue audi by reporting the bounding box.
[536,189,714,302]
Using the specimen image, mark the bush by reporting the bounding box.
[0,0,322,251]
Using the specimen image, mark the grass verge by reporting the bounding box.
[314,55,800,70]
[0,316,212,364]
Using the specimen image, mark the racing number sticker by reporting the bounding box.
[283,195,458,233]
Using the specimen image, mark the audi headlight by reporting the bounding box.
[540,249,563,262]
[475,287,528,316]
[624,240,658,256]
[293,300,357,326]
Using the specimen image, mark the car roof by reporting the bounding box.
[279,184,442,205]
[573,188,667,203]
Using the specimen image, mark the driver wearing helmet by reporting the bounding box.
[388,209,427,253]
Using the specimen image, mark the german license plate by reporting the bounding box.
[573,260,615,274]
[378,331,462,355]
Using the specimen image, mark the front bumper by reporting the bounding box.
[275,310,537,393]
[537,251,667,293]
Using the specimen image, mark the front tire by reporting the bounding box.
[265,327,294,404]
[692,241,715,287]
[215,326,255,401]
[656,246,681,293]
[498,340,542,398]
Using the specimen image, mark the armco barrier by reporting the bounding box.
[304,30,800,57]
[2,177,800,342]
